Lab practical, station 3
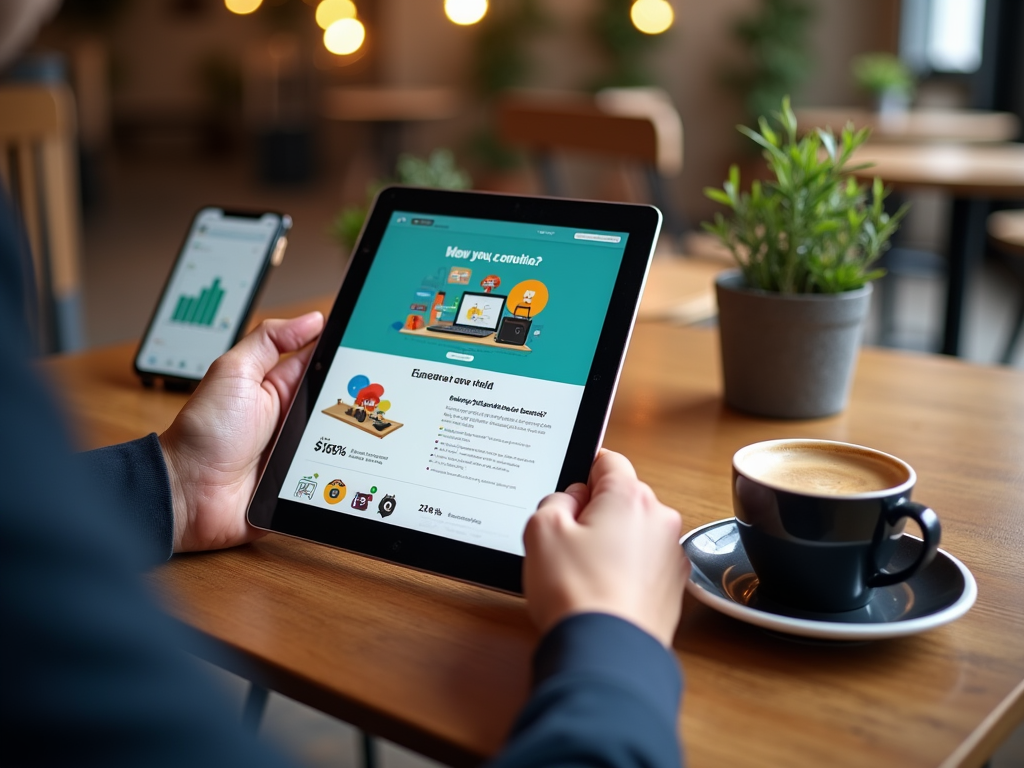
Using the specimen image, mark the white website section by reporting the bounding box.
[279,347,585,555]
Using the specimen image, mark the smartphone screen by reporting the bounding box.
[135,208,287,381]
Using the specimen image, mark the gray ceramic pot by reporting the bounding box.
[715,270,873,419]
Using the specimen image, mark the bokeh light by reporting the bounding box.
[444,0,488,26]
[324,17,366,55]
[225,0,262,14]
[316,0,357,30]
[630,0,674,35]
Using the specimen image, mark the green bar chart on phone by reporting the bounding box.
[171,277,224,327]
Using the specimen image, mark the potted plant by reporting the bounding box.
[703,97,907,419]
[851,52,915,116]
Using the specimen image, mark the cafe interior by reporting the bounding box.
[4,0,1024,766]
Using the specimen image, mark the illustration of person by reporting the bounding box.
[357,393,380,414]
[466,303,483,321]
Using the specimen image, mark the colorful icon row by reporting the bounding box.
[294,474,396,518]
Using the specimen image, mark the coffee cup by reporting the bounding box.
[731,439,941,613]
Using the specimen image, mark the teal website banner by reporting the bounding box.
[339,211,629,385]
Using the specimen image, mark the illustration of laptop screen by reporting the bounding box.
[453,292,506,330]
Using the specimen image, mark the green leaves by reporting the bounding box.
[702,96,908,294]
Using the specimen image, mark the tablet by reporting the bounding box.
[248,187,661,592]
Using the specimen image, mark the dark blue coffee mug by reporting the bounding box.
[732,439,941,613]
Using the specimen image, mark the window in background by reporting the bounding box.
[900,0,986,74]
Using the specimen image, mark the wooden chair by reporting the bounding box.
[496,89,688,237]
[0,84,84,352]
[988,210,1024,364]
[495,90,727,326]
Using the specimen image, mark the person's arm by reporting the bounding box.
[78,433,175,564]
[0,189,297,767]
[76,312,325,567]
[492,451,691,768]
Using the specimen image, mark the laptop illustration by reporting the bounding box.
[426,291,507,338]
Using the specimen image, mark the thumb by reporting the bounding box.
[218,312,325,383]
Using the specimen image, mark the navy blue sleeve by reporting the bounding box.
[490,612,684,768]
[78,433,176,565]
[0,187,294,768]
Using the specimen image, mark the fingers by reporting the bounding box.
[264,337,317,408]
[220,312,325,383]
[534,489,584,524]
[268,311,325,354]
[562,482,590,514]
[588,450,638,492]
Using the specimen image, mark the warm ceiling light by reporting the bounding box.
[225,0,262,14]
[444,0,488,26]
[316,0,357,30]
[324,17,366,55]
[630,0,674,35]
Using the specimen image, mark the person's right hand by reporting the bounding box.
[522,450,690,648]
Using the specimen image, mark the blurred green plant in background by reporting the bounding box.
[851,52,915,99]
[330,149,473,252]
[470,0,550,172]
[726,0,815,129]
[590,0,662,89]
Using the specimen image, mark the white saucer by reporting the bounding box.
[681,518,977,641]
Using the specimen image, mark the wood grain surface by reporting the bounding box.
[849,143,1024,197]
[39,318,1024,768]
[795,107,1020,144]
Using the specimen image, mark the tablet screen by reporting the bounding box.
[275,211,629,556]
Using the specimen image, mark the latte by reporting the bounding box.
[736,442,909,496]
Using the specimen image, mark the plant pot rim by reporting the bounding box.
[715,269,874,301]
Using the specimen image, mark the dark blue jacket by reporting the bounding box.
[0,188,683,767]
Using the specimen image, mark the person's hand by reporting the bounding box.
[159,312,325,553]
[522,450,690,647]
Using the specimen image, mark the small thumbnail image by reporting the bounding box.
[294,473,319,500]
[448,266,471,284]
[378,494,397,518]
[322,376,403,439]
[350,484,378,512]
[323,479,347,505]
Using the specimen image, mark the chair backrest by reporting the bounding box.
[496,89,687,236]
[0,84,84,352]
[496,89,683,175]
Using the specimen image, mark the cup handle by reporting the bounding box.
[867,501,942,588]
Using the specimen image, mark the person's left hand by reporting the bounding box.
[159,312,324,553]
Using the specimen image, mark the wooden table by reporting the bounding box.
[850,142,1024,356]
[796,107,1020,144]
[40,310,1024,768]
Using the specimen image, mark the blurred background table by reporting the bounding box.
[850,142,1024,356]
[38,300,1024,768]
[796,107,1020,144]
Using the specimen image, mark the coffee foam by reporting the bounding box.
[737,442,909,496]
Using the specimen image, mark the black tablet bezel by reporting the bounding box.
[248,187,660,593]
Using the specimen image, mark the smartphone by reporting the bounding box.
[134,207,291,388]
